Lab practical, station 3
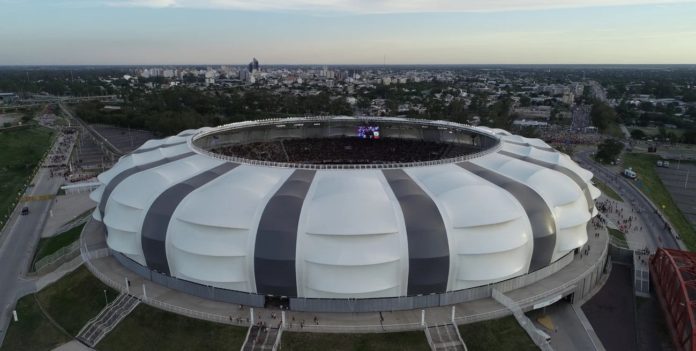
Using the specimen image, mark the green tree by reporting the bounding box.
[590,102,617,132]
[630,129,646,140]
[595,139,624,164]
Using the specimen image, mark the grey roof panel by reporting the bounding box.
[503,140,555,152]
[98,152,196,218]
[141,162,239,275]
[383,169,450,296]
[499,150,594,211]
[254,169,316,297]
[457,162,556,271]
[132,140,188,154]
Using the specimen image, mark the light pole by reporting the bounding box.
[686,169,690,189]
[103,290,108,306]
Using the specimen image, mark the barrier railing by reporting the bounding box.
[33,240,80,273]
[187,116,503,170]
[454,232,609,325]
[79,223,609,333]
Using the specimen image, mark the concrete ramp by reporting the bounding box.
[425,323,467,351]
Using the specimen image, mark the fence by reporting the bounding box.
[79,238,238,326]
[33,240,81,274]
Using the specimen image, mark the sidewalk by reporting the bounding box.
[41,192,94,238]
[81,217,610,333]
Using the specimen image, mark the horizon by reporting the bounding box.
[1,1,696,65]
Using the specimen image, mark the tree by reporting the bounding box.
[630,129,646,140]
[519,96,531,107]
[595,139,624,164]
[518,126,540,138]
[590,102,617,132]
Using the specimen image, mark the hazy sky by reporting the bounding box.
[1,0,695,65]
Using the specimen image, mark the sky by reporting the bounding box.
[1,0,696,65]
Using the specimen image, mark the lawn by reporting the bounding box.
[458,316,537,351]
[281,330,431,351]
[32,223,85,269]
[608,228,629,248]
[0,295,71,351]
[97,304,248,351]
[36,266,119,336]
[592,177,623,202]
[623,153,696,251]
[0,126,53,227]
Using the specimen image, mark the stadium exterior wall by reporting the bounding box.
[112,245,576,312]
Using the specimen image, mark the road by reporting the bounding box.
[575,150,681,250]
[0,164,63,345]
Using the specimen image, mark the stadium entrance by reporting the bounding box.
[265,295,289,309]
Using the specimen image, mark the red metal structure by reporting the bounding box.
[650,248,696,351]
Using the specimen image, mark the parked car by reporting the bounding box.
[21,207,29,215]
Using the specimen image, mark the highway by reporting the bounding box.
[575,150,682,251]
[0,162,63,345]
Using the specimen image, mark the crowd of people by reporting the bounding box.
[214,137,479,165]
[540,127,605,146]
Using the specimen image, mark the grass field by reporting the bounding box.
[32,223,85,269]
[36,266,119,336]
[0,295,71,351]
[0,126,53,226]
[97,304,248,351]
[592,177,623,202]
[0,267,117,350]
[458,316,537,351]
[280,330,431,351]
[623,153,696,250]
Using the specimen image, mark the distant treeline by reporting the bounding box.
[74,87,353,136]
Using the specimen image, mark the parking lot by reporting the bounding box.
[656,163,696,226]
[91,124,154,154]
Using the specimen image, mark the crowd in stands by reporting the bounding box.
[214,137,479,164]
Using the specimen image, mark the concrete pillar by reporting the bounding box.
[250,308,255,325]
[421,309,425,326]
[124,277,130,294]
[282,311,286,328]
[451,306,456,323]
[142,283,147,300]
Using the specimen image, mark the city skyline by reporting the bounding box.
[1,0,696,65]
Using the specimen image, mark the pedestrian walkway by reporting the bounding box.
[492,289,553,350]
[76,293,140,347]
[80,216,609,334]
[426,324,466,351]
[242,325,281,351]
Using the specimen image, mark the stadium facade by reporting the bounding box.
[89,116,601,311]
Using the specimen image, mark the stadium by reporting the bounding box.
[88,116,601,312]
